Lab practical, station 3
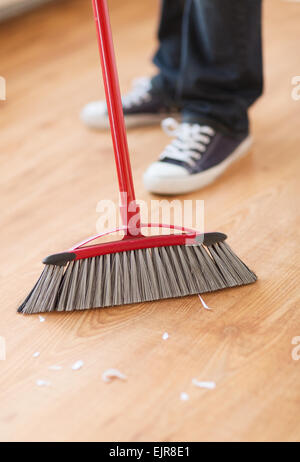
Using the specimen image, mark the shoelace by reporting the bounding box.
[160,118,215,167]
[122,77,152,109]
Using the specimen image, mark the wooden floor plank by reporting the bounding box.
[0,0,299,442]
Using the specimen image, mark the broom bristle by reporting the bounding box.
[18,241,257,314]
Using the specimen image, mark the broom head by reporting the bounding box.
[18,225,257,314]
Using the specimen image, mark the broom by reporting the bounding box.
[18,0,257,314]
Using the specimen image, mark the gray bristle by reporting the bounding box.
[18,242,257,314]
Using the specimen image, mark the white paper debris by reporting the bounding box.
[39,315,45,323]
[71,360,84,371]
[198,294,212,310]
[180,392,189,401]
[162,332,169,340]
[36,379,51,387]
[102,368,127,383]
[192,378,216,390]
[48,365,63,371]
[33,352,40,358]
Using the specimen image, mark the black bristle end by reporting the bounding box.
[200,232,227,246]
[43,252,76,267]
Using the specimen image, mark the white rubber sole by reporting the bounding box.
[143,135,253,195]
[81,111,179,130]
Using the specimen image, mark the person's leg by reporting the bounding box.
[143,0,263,194]
[152,0,185,102]
[178,0,263,135]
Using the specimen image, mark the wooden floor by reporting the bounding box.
[0,0,299,442]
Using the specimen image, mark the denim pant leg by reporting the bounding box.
[178,0,263,135]
[152,0,185,102]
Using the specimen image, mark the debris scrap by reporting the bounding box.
[32,352,40,358]
[162,332,169,340]
[71,360,84,371]
[198,295,212,310]
[102,368,127,383]
[48,365,63,371]
[192,378,216,389]
[180,392,189,401]
[36,379,51,387]
[39,315,46,323]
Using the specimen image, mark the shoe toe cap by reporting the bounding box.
[80,101,108,128]
[143,161,189,194]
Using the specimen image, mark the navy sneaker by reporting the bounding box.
[80,77,179,129]
[143,118,252,194]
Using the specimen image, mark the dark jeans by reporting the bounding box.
[152,0,263,135]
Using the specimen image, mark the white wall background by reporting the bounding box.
[0,0,53,22]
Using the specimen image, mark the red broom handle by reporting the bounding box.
[92,0,141,236]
